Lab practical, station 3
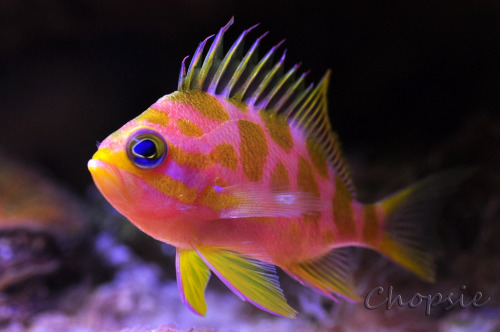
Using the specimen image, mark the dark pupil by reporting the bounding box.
[133,139,157,158]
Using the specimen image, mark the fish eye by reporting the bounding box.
[126,129,167,169]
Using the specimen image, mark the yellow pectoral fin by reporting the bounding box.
[176,248,211,316]
[194,244,297,318]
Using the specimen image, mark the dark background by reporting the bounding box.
[1,0,499,196]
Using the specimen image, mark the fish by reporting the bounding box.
[88,17,463,318]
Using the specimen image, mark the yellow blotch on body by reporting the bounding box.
[169,91,229,122]
[297,157,321,225]
[332,176,354,237]
[199,185,239,211]
[214,177,228,187]
[209,144,238,170]
[270,162,290,189]
[136,108,170,126]
[259,110,294,152]
[169,143,238,171]
[362,204,379,246]
[303,213,321,226]
[297,157,320,197]
[306,137,329,179]
[177,118,204,137]
[149,175,198,204]
[238,120,268,182]
[286,222,301,239]
[321,229,335,245]
[169,145,209,170]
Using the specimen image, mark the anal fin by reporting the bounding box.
[194,244,297,318]
[283,247,361,302]
[176,248,211,316]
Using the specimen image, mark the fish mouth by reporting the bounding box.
[88,159,121,190]
[88,159,129,206]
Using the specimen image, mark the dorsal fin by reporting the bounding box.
[177,18,356,197]
[291,72,357,197]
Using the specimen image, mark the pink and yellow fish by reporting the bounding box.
[88,18,446,317]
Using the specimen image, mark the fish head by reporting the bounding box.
[88,103,215,237]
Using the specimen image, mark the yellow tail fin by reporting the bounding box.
[377,169,473,282]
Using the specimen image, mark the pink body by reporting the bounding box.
[91,92,384,267]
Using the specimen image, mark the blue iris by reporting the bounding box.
[126,130,167,169]
[133,139,157,158]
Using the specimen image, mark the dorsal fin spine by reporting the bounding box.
[197,18,234,90]
[252,50,287,108]
[208,24,259,95]
[222,31,269,98]
[306,97,327,130]
[315,121,330,142]
[274,71,308,114]
[302,96,324,129]
[324,139,335,156]
[292,87,319,127]
[285,82,313,119]
[178,55,189,90]
[262,62,301,111]
[236,40,285,103]
[182,35,213,91]
[292,71,329,128]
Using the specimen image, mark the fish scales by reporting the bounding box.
[89,18,456,317]
[150,92,372,261]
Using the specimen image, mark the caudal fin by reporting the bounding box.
[377,169,473,282]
